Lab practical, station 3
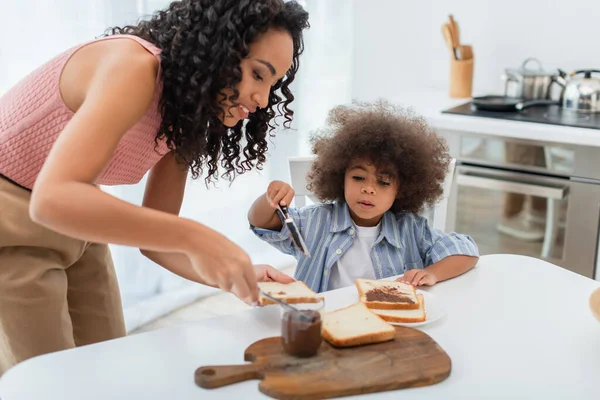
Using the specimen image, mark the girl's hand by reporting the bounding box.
[397,268,438,286]
[254,264,296,283]
[266,180,295,208]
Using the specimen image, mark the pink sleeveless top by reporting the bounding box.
[0,34,170,190]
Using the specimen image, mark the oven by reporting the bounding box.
[440,132,600,280]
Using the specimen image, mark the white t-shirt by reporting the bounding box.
[328,222,381,290]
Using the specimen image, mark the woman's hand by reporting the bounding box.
[254,264,295,283]
[186,236,259,305]
[397,268,438,286]
[266,180,295,208]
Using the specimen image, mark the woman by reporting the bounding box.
[0,0,309,373]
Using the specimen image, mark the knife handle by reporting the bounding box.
[275,204,287,221]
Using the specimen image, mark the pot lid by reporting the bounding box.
[569,69,600,81]
[506,57,557,77]
[566,70,600,94]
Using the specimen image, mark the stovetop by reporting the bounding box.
[442,102,600,130]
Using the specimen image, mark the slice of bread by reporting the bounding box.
[322,302,396,348]
[356,278,420,310]
[258,281,320,306]
[371,294,426,323]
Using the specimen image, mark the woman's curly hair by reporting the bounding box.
[307,100,451,214]
[105,0,309,183]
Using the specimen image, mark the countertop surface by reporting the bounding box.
[388,88,600,147]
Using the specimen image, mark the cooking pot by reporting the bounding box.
[560,70,600,113]
[502,58,558,100]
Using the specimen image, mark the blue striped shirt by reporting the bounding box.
[251,201,479,293]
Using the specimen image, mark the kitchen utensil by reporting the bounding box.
[441,24,458,60]
[561,70,600,113]
[195,326,452,399]
[502,58,559,100]
[471,95,559,112]
[259,290,302,314]
[556,68,569,87]
[259,290,316,324]
[448,14,460,45]
[275,204,311,257]
[458,45,473,60]
[450,57,474,98]
[444,15,473,97]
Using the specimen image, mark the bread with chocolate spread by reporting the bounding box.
[355,278,420,310]
[370,294,426,323]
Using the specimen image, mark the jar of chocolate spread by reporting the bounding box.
[281,302,324,357]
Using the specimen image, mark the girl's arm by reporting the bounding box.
[400,254,478,286]
[400,215,479,286]
[248,193,284,230]
[30,38,258,303]
[248,180,296,230]
[425,255,478,282]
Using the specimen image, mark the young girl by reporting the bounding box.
[248,100,479,293]
[0,0,308,373]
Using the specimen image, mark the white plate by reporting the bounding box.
[385,290,447,327]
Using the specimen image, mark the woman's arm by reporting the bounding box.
[138,151,206,284]
[30,39,258,303]
[140,152,295,286]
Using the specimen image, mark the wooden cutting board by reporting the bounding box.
[195,326,451,400]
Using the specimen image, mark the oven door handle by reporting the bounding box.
[456,173,567,199]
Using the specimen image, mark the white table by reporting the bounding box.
[1,254,599,400]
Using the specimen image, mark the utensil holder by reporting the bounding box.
[449,55,474,98]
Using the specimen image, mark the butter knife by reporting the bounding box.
[275,204,311,257]
[259,290,312,322]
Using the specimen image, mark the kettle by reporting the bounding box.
[556,70,600,113]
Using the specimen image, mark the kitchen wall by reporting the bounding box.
[0,1,141,94]
[352,0,599,100]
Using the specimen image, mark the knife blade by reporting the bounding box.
[275,204,311,258]
[258,290,312,322]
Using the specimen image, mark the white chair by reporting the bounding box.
[431,158,456,231]
[288,156,321,208]
[287,156,456,231]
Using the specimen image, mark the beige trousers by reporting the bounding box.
[0,176,126,375]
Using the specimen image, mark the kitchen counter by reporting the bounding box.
[389,88,600,147]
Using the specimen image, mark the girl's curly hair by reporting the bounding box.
[307,100,451,214]
[105,0,309,183]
